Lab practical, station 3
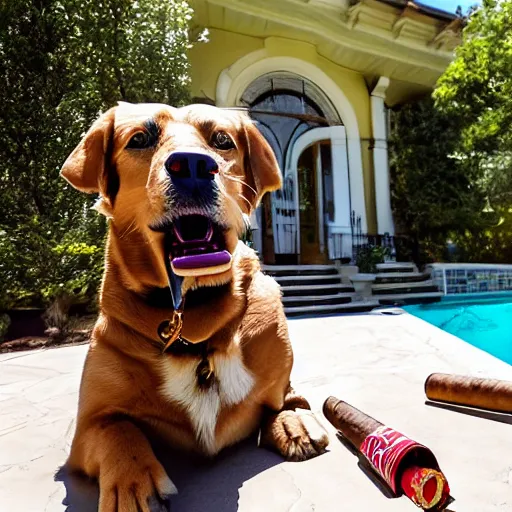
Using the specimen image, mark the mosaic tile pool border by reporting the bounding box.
[426,264,512,295]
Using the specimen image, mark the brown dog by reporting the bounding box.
[61,102,328,512]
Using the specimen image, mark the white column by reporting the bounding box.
[346,137,367,233]
[315,144,325,254]
[371,76,395,235]
[330,126,353,258]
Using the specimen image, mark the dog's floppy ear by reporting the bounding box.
[60,107,116,194]
[243,121,282,210]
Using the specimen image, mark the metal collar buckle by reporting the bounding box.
[157,308,184,353]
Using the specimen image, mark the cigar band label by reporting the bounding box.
[360,426,425,493]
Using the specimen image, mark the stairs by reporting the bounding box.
[263,265,378,317]
[372,263,443,305]
[263,262,443,317]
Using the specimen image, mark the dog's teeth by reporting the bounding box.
[173,223,185,243]
[205,221,214,242]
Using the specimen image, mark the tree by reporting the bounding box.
[390,0,512,265]
[435,0,512,218]
[0,0,194,315]
[389,96,485,264]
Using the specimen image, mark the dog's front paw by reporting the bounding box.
[263,408,329,462]
[98,458,177,512]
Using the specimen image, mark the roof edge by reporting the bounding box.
[375,0,458,22]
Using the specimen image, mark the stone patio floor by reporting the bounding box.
[1,311,511,511]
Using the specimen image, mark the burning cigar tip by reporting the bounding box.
[401,466,450,510]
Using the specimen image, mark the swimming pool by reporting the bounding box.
[404,293,512,365]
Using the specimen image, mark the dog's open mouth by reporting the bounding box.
[165,215,232,276]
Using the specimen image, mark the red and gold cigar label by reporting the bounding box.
[425,373,512,413]
[323,396,452,510]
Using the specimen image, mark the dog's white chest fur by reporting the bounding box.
[159,351,254,454]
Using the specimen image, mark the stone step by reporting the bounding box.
[263,265,339,277]
[275,275,343,287]
[282,293,353,308]
[275,274,341,282]
[284,300,380,317]
[280,283,354,296]
[375,272,431,284]
[376,262,417,273]
[372,280,439,295]
[377,291,443,305]
[372,279,436,290]
[263,264,338,271]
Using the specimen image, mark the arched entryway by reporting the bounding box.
[296,140,331,264]
[242,73,353,264]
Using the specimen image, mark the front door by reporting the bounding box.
[298,144,325,264]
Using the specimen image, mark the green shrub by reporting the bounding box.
[356,245,390,274]
[42,240,105,308]
[0,314,10,342]
[0,217,106,314]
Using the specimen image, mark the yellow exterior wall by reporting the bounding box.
[314,53,376,232]
[189,30,263,103]
[189,29,378,233]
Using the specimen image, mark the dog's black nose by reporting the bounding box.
[165,151,218,196]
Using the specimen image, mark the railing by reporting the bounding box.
[272,179,298,255]
[349,210,421,264]
[326,230,408,264]
[327,232,344,260]
[326,226,353,262]
[273,223,298,255]
[267,207,413,263]
[351,233,398,262]
[351,211,396,263]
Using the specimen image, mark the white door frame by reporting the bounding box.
[285,125,352,259]
[315,145,325,254]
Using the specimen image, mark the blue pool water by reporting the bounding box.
[404,294,512,365]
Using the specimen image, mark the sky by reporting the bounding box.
[420,0,482,14]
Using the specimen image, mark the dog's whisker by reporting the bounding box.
[215,178,246,231]
[236,193,252,210]
[225,174,258,197]
[227,193,248,234]
[119,218,138,240]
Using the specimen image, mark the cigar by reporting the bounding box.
[425,373,512,413]
[323,397,452,510]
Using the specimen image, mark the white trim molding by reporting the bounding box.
[371,76,394,235]
[216,51,367,232]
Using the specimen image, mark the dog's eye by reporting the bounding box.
[211,131,235,151]
[126,131,155,150]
